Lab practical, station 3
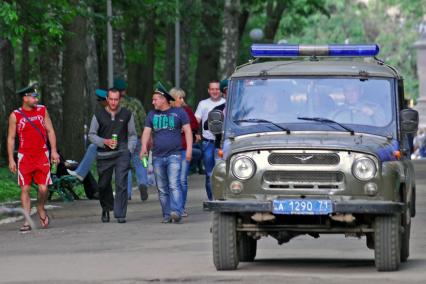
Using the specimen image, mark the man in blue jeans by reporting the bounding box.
[194,81,225,200]
[140,82,192,223]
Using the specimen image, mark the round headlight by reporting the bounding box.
[352,157,376,181]
[232,156,255,180]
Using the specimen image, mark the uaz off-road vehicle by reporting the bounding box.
[204,44,419,271]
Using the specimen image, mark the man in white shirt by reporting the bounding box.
[194,81,225,200]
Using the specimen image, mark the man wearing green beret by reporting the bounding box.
[140,82,193,223]
[114,78,149,202]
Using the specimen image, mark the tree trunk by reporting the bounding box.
[127,12,156,110]
[0,38,16,161]
[179,0,197,106]
[238,8,249,42]
[20,31,30,87]
[164,22,175,86]
[113,29,126,79]
[62,12,88,160]
[113,7,126,80]
[219,0,241,79]
[126,16,145,104]
[264,1,287,43]
[39,45,63,148]
[143,13,155,109]
[194,0,223,103]
[86,11,99,117]
[93,2,108,89]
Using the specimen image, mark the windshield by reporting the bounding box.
[226,77,396,138]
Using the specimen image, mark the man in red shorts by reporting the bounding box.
[7,83,60,232]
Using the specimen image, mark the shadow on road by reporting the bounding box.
[252,257,374,268]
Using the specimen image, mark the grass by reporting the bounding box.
[0,166,86,203]
[0,167,36,203]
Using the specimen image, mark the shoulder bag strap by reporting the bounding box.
[17,109,48,145]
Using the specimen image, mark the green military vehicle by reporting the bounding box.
[204,44,419,271]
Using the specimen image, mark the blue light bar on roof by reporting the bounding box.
[250,44,380,58]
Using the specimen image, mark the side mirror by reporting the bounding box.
[400,109,419,134]
[208,110,224,135]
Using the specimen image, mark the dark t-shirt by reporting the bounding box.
[146,107,189,157]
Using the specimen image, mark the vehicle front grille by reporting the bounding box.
[263,171,344,190]
[268,153,340,165]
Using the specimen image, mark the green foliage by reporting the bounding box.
[0,167,35,203]
[238,0,328,64]
[0,0,77,45]
[0,1,24,38]
[280,0,424,101]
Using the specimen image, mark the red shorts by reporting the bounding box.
[17,151,52,186]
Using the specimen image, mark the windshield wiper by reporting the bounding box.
[234,118,290,134]
[297,116,355,135]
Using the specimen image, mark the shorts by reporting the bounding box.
[17,151,52,186]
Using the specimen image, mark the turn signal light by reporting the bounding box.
[393,150,401,160]
[217,149,223,158]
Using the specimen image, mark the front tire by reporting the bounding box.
[238,233,257,262]
[401,203,411,263]
[212,212,239,270]
[374,214,401,271]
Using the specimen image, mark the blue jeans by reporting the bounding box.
[202,140,216,200]
[75,143,98,178]
[180,150,190,213]
[153,155,182,218]
[420,146,426,158]
[127,139,148,196]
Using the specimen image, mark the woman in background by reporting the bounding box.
[170,88,199,217]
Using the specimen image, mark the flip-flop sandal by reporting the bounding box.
[39,214,49,229]
[19,224,32,232]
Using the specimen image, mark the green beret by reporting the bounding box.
[95,89,107,101]
[220,79,228,93]
[113,78,127,91]
[16,83,39,96]
[154,81,175,102]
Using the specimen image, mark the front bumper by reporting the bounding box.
[203,200,404,215]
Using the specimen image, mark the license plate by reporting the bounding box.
[272,199,333,215]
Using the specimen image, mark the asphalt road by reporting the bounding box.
[1,161,426,283]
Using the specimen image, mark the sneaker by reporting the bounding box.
[138,184,148,201]
[67,169,84,182]
[161,217,171,224]
[170,211,182,223]
[182,210,188,217]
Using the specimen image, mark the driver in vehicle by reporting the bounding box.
[333,83,386,125]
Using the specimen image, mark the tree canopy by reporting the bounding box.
[0,0,424,161]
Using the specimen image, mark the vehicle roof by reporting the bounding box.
[231,59,400,79]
